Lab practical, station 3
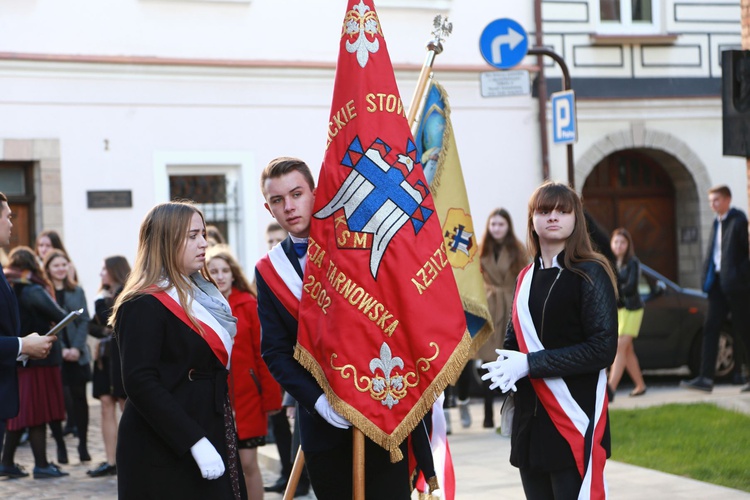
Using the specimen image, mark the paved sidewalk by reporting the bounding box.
[2,384,747,499]
[258,383,750,499]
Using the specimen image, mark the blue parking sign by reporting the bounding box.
[479,19,529,70]
[551,90,577,145]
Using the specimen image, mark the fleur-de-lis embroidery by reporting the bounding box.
[342,0,381,68]
[369,343,404,409]
[331,342,439,409]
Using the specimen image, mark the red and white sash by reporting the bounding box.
[512,263,608,500]
[151,287,232,369]
[256,243,302,320]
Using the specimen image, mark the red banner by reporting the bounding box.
[295,0,470,461]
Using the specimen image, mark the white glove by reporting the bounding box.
[481,349,529,393]
[190,437,225,480]
[314,394,352,429]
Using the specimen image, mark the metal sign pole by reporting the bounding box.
[527,47,575,189]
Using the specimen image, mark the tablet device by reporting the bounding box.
[45,308,84,337]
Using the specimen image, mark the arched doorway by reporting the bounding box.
[582,150,677,280]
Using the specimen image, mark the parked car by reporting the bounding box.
[636,264,744,378]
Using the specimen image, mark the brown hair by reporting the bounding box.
[206,225,226,246]
[110,201,216,332]
[35,230,69,257]
[7,246,53,291]
[266,221,284,233]
[527,182,617,289]
[43,249,76,291]
[102,255,131,293]
[610,227,635,265]
[708,185,731,199]
[260,157,315,196]
[206,245,255,297]
[479,208,528,277]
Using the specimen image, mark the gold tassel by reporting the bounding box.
[293,330,472,463]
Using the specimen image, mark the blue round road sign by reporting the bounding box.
[479,18,529,70]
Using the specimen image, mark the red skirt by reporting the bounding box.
[7,365,65,430]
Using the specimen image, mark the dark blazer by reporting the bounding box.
[703,207,750,294]
[617,256,644,311]
[115,294,244,500]
[256,237,348,453]
[504,260,617,472]
[0,270,21,420]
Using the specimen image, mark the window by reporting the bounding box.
[596,0,660,34]
[169,173,239,247]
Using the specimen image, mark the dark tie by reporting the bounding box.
[703,218,719,293]
[293,242,308,258]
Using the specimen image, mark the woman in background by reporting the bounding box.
[87,255,130,478]
[475,208,528,428]
[35,230,77,283]
[608,228,647,398]
[44,249,92,463]
[112,202,245,499]
[208,246,281,499]
[0,246,68,479]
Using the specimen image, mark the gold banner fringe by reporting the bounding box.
[294,329,472,463]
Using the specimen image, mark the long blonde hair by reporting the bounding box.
[110,201,214,333]
[527,182,617,290]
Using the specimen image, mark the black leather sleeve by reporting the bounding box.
[25,285,67,326]
[527,262,618,379]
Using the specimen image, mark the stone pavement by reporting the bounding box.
[1,384,748,499]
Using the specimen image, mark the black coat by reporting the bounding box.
[504,260,617,472]
[12,281,67,368]
[115,294,245,500]
[256,237,345,453]
[0,270,21,420]
[617,257,644,311]
[702,207,750,294]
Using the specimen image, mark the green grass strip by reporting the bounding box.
[610,403,750,492]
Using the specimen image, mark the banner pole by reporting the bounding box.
[406,15,453,128]
[352,427,366,500]
[283,447,305,500]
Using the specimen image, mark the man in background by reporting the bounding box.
[681,185,750,393]
[0,191,56,476]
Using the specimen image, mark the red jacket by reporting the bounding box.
[227,288,282,439]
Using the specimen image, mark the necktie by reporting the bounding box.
[293,242,308,258]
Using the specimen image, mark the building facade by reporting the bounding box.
[0,0,742,302]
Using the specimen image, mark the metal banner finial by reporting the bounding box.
[428,15,452,54]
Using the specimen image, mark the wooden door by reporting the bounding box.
[582,151,677,280]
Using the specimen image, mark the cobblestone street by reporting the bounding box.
[0,398,289,500]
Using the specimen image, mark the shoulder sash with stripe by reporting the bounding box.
[512,263,608,500]
[151,288,232,369]
[255,243,302,320]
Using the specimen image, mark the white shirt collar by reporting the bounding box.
[538,253,563,269]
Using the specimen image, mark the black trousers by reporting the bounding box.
[520,466,582,500]
[700,275,750,379]
[305,434,410,500]
[268,409,293,481]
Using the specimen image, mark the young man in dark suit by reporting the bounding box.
[682,185,750,393]
[255,158,414,499]
[0,192,56,478]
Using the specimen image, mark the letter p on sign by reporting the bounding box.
[551,90,577,145]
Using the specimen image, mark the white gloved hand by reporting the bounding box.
[314,394,352,429]
[481,349,529,393]
[190,437,225,480]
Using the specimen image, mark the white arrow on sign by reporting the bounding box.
[490,27,525,66]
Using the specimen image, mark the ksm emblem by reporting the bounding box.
[442,208,477,269]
